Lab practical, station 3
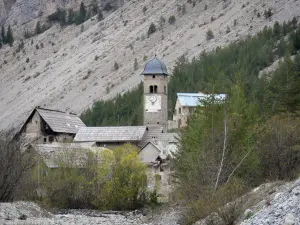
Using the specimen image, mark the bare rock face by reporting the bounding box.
[0,0,16,25]
[2,0,124,26]
[0,0,300,132]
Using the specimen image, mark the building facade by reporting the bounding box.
[172,93,227,129]
[142,57,169,132]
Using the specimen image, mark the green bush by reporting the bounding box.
[206,29,214,40]
[36,144,150,210]
[168,15,176,25]
[147,22,157,37]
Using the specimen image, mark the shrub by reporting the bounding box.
[94,55,99,61]
[26,58,30,63]
[226,26,231,34]
[143,6,147,15]
[147,23,157,37]
[134,58,138,71]
[0,135,35,201]
[168,15,176,25]
[206,29,214,40]
[114,61,119,70]
[38,144,149,210]
[264,8,272,19]
[97,10,104,21]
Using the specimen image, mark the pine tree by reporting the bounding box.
[79,2,87,23]
[59,9,67,26]
[6,25,14,47]
[91,0,98,16]
[1,26,5,44]
[35,21,42,34]
[67,9,75,25]
[97,9,103,21]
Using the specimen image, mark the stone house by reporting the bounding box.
[139,140,178,201]
[15,107,86,147]
[172,93,226,129]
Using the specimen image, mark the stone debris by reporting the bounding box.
[0,202,181,225]
[241,178,300,225]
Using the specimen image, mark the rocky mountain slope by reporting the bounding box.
[0,0,300,132]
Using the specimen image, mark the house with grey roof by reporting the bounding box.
[172,92,227,129]
[74,126,147,148]
[16,107,86,146]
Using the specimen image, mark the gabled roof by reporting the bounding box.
[177,93,227,107]
[74,126,147,142]
[139,141,178,164]
[31,143,109,168]
[17,107,85,136]
[36,108,86,134]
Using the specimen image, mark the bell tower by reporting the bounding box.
[142,57,168,132]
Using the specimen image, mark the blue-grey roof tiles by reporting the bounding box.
[142,57,168,76]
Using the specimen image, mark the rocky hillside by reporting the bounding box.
[0,0,299,132]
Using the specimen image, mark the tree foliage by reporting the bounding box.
[36,144,148,210]
[81,19,300,128]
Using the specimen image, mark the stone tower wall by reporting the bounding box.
[143,75,168,131]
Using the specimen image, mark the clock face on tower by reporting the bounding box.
[145,95,161,112]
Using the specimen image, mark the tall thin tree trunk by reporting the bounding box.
[215,116,227,190]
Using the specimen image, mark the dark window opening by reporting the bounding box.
[164,86,166,94]
[149,85,154,93]
[49,136,54,143]
[157,122,160,124]
[154,85,158,93]
[43,137,47,143]
[152,75,155,78]
[178,119,182,128]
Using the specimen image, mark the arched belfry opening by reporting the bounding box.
[141,56,169,132]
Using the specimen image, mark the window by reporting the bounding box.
[179,107,181,114]
[178,119,182,128]
[152,75,155,78]
[164,86,166,94]
[49,136,54,143]
[154,85,158,93]
[149,85,154,93]
[43,137,47,143]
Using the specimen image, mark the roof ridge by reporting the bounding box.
[36,106,77,115]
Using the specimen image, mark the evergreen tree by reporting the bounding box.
[97,9,104,21]
[59,9,67,26]
[35,21,42,34]
[67,9,75,25]
[91,0,98,16]
[1,26,5,44]
[6,25,14,47]
[79,2,87,23]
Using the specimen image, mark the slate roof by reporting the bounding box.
[177,93,227,107]
[36,108,86,134]
[32,143,109,168]
[74,126,147,142]
[140,125,179,146]
[142,57,168,76]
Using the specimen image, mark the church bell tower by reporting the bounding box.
[142,57,168,132]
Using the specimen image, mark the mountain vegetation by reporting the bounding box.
[0,25,14,47]
[81,18,300,126]
[80,18,300,223]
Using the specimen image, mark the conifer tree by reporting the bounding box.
[79,2,87,23]
[6,25,14,47]
[35,21,42,34]
[97,9,104,21]
[1,26,5,44]
[59,9,67,26]
[67,9,75,25]
[91,0,98,16]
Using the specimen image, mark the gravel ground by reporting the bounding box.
[0,202,182,225]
